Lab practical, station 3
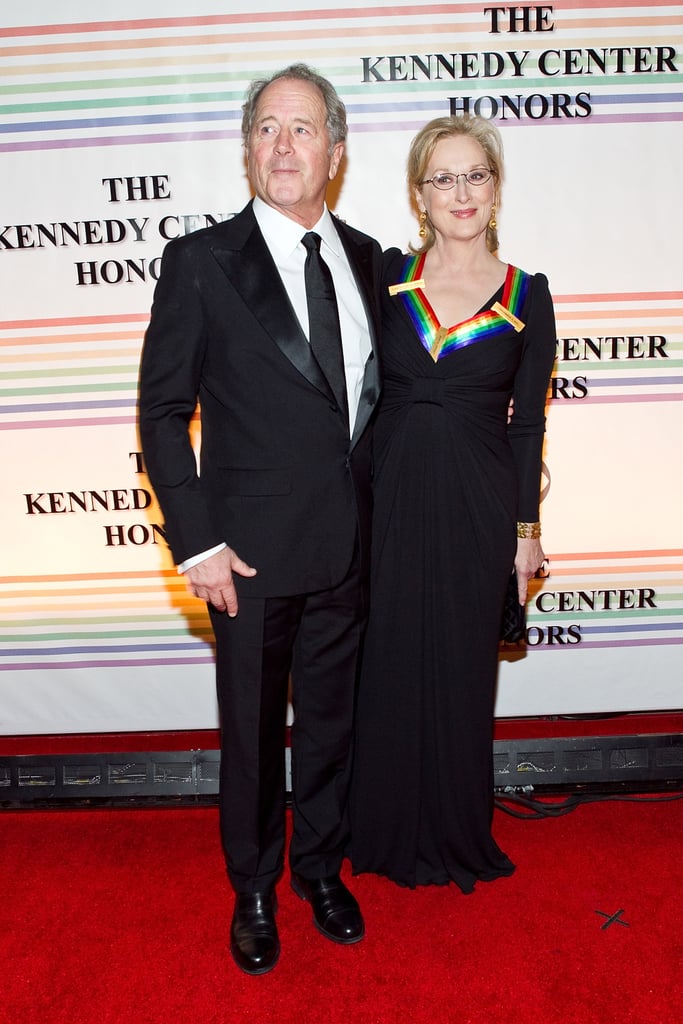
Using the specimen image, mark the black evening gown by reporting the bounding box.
[350,248,557,890]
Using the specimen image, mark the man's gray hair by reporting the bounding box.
[241,63,347,152]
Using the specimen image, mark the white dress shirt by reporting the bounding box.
[252,195,371,430]
[178,198,372,574]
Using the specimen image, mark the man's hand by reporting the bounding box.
[185,547,257,617]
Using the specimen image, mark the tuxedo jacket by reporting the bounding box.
[139,201,383,598]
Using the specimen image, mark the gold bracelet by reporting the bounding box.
[517,521,541,539]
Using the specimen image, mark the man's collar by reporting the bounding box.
[253,196,340,257]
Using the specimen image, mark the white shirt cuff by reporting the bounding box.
[177,542,227,574]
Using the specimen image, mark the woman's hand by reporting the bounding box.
[514,537,545,604]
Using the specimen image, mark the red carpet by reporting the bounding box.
[1,797,681,1024]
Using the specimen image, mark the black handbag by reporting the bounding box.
[500,571,526,643]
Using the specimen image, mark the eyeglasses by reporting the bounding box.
[419,169,493,190]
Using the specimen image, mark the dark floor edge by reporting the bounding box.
[1,732,682,808]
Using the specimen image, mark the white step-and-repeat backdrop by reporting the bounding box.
[1,1,681,733]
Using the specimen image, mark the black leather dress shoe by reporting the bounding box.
[230,891,280,975]
[291,872,364,944]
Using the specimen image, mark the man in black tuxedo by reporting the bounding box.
[138,64,381,975]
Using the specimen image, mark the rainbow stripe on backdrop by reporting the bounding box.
[552,289,683,405]
[2,289,681,431]
[1,551,681,670]
[1,1,682,152]
[0,570,215,671]
[0,313,146,430]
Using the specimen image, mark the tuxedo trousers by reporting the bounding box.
[209,548,368,894]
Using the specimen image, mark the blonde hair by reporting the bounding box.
[408,115,504,254]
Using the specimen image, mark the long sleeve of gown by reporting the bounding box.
[507,272,557,522]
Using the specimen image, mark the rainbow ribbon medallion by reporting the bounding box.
[392,255,531,361]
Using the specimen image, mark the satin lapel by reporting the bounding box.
[335,221,382,449]
[208,212,333,401]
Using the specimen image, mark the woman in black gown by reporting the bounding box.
[350,116,556,890]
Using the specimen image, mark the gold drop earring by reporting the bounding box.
[488,204,497,231]
[419,211,427,238]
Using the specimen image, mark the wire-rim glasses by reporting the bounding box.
[419,168,493,190]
